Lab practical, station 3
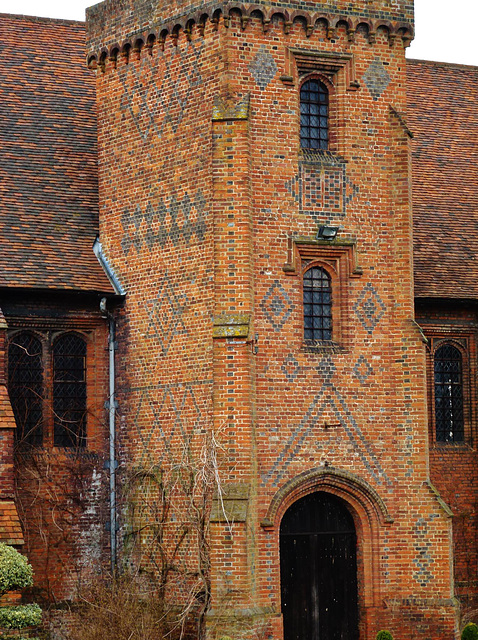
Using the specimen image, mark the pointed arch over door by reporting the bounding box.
[280,491,359,640]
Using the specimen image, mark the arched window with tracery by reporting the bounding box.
[53,333,87,447]
[8,332,44,445]
[303,266,332,341]
[434,343,464,443]
[300,78,329,150]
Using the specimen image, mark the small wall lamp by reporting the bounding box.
[317,225,340,241]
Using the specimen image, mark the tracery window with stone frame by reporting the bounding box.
[7,329,89,449]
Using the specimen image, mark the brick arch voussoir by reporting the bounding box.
[395,23,414,45]
[262,466,393,530]
[87,54,98,70]
[108,43,120,60]
[265,466,391,609]
[376,20,393,34]
[330,15,353,30]
[314,14,330,27]
[97,49,108,72]
[433,337,468,360]
[267,10,291,27]
[290,11,313,35]
[7,328,45,347]
[355,19,373,34]
[226,5,246,20]
[52,329,90,347]
[247,7,266,20]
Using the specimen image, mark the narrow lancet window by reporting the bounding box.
[300,78,329,150]
[303,266,332,341]
[434,344,464,442]
[8,332,44,446]
[53,333,87,447]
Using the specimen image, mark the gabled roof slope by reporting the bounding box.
[0,14,112,292]
[407,59,478,299]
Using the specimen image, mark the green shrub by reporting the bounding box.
[0,544,33,597]
[0,603,42,629]
[0,544,41,638]
[0,636,40,640]
[376,632,393,640]
[462,623,478,640]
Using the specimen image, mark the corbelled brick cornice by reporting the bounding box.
[86,0,414,65]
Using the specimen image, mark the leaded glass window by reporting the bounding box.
[300,78,329,150]
[434,344,464,443]
[303,266,332,341]
[53,333,87,447]
[8,333,44,445]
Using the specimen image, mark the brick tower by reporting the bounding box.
[86,0,459,637]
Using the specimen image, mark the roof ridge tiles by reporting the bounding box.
[0,12,85,26]
[407,57,478,71]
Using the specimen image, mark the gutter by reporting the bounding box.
[94,238,123,573]
[93,237,126,296]
[100,297,118,574]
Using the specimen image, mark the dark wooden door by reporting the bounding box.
[280,492,359,640]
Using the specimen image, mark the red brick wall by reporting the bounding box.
[0,311,24,548]
[91,21,220,626]
[88,1,459,637]
[416,302,478,625]
[2,295,110,603]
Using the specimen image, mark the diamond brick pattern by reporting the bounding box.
[413,516,439,586]
[121,191,207,255]
[262,380,389,488]
[260,281,295,332]
[317,356,336,382]
[345,176,360,206]
[352,355,373,384]
[248,45,277,90]
[354,283,386,334]
[130,382,209,465]
[119,40,203,144]
[281,354,300,382]
[363,57,391,100]
[145,271,188,356]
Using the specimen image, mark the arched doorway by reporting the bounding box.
[280,491,359,640]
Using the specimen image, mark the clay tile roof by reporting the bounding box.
[0,385,16,431]
[0,14,113,293]
[0,500,24,546]
[407,59,478,299]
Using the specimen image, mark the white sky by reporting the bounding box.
[0,0,476,66]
